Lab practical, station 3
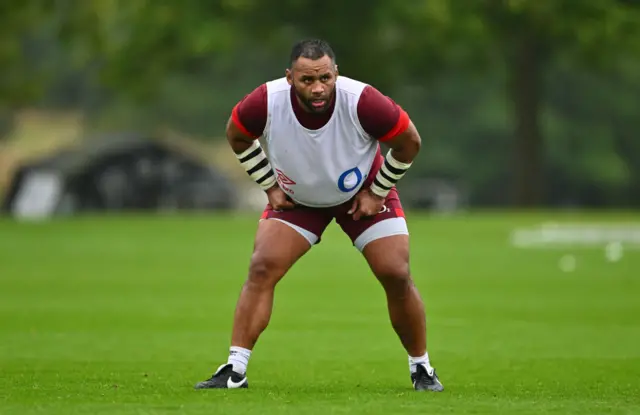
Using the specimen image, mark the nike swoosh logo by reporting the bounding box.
[227,377,247,389]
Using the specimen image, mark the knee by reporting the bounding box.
[246,252,287,289]
[373,263,414,296]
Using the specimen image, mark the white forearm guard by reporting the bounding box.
[370,150,413,198]
[235,140,277,191]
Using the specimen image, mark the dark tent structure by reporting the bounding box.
[2,133,238,219]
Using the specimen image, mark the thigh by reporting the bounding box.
[250,218,312,281]
[335,187,409,252]
[361,234,410,281]
[260,204,334,246]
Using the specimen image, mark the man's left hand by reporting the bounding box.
[347,188,386,220]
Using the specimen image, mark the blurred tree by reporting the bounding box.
[399,0,640,206]
[0,0,52,107]
[2,0,639,207]
[198,0,640,206]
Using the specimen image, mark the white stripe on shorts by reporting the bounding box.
[353,217,409,252]
[268,218,319,246]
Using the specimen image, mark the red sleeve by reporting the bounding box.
[231,84,267,138]
[357,85,410,142]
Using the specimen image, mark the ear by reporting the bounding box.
[334,64,339,78]
[285,69,293,86]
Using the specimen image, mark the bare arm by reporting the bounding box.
[227,85,277,191]
[356,86,421,199]
[228,117,277,194]
[226,116,257,155]
[382,120,421,164]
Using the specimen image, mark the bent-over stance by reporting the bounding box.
[195,39,443,392]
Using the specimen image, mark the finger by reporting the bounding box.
[282,201,296,209]
[365,206,380,219]
[353,207,363,221]
[276,199,296,209]
[347,198,359,215]
[362,211,376,220]
[359,210,374,220]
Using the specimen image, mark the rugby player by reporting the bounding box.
[195,39,443,392]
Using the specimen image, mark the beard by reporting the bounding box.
[293,86,334,114]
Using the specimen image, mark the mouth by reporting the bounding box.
[310,99,326,109]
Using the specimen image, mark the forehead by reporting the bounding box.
[292,55,334,76]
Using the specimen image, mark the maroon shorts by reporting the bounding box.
[260,187,407,250]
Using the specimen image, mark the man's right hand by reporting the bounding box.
[266,185,296,210]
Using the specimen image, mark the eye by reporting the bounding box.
[320,74,331,82]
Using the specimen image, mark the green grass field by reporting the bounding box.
[1,212,639,414]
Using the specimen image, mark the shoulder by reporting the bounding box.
[356,84,410,141]
[357,84,396,111]
[234,83,267,112]
[336,76,369,97]
[231,83,268,138]
[232,78,295,137]
[265,77,290,95]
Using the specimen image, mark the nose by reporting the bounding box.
[311,82,324,95]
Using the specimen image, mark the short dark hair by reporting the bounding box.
[289,39,336,66]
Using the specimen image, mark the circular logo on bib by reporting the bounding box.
[337,167,363,192]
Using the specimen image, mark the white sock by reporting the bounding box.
[409,352,434,375]
[227,346,252,375]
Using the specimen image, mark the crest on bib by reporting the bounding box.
[337,167,363,192]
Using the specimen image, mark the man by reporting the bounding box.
[195,39,443,392]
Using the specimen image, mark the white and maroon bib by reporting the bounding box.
[263,76,378,208]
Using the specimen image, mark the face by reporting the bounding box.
[286,55,338,114]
